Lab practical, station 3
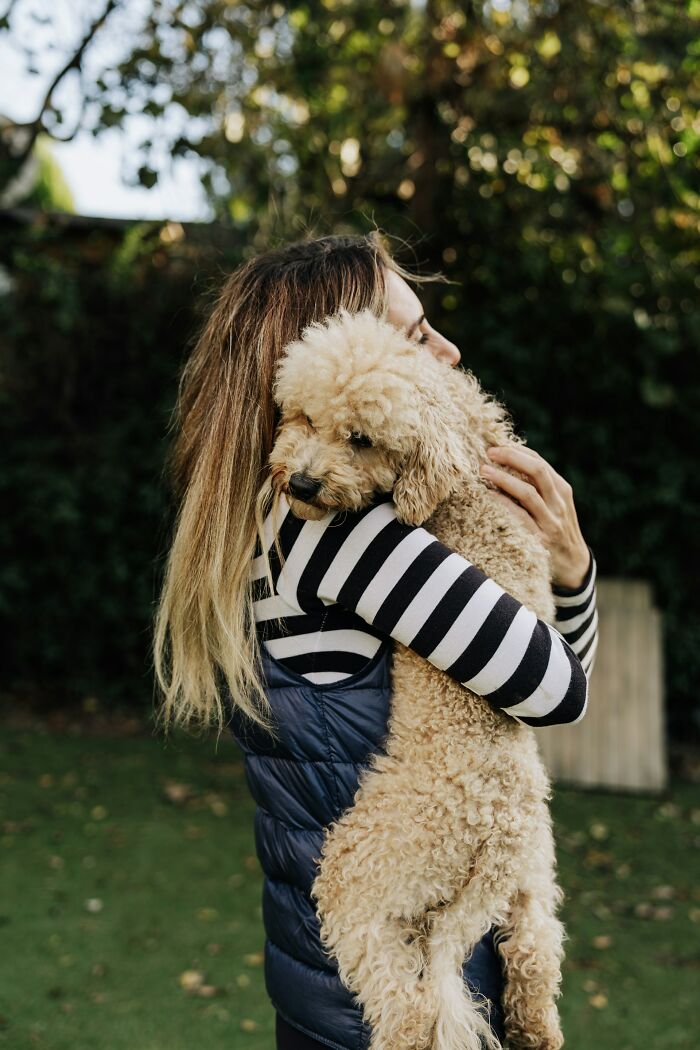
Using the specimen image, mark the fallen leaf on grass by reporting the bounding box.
[184,825,205,840]
[583,848,614,870]
[178,970,222,997]
[570,957,603,971]
[179,970,205,992]
[197,984,220,998]
[203,1004,230,1021]
[241,1019,258,1032]
[634,902,675,920]
[592,935,612,950]
[204,793,228,817]
[652,953,700,969]
[589,993,608,1009]
[244,952,264,967]
[651,885,676,900]
[162,781,196,805]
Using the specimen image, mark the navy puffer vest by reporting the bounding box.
[228,642,505,1050]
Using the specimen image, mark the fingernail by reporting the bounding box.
[481,464,494,475]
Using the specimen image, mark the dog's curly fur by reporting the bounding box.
[266,308,566,1050]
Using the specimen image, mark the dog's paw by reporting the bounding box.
[365,981,438,1050]
[505,1018,563,1050]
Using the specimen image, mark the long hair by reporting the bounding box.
[153,229,447,734]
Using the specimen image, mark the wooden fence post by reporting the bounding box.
[537,579,667,793]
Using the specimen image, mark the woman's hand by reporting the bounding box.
[480,445,591,590]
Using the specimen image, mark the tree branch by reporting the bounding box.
[36,0,119,127]
[46,73,89,145]
[1,0,120,166]
[0,0,23,26]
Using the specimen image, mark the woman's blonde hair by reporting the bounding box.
[153,228,448,734]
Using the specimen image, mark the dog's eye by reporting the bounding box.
[350,432,373,449]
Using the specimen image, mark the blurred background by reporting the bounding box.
[1,1,698,1048]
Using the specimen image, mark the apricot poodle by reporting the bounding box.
[263,307,567,1050]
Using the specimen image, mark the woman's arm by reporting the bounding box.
[552,545,599,681]
[273,494,592,728]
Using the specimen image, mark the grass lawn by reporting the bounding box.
[0,725,698,1050]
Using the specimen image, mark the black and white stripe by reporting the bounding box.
[251,493,598,726]
[551,558,599,679]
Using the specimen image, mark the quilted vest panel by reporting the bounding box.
[227,642,505,1050]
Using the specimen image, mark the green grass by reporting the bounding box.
[0,727,698,1050]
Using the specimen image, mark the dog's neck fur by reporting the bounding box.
[452,365,517,447]
[440,364,521,488]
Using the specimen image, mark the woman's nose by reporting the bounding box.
[429,334,461,366]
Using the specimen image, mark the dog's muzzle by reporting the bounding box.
[288,472,322,503]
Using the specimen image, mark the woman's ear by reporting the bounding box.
[392,401,466,526]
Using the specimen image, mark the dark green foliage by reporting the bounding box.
[0,206,697,735]
[0,214,245,709]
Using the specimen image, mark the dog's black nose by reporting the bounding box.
[288,472,322,502]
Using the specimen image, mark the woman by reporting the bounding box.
[154,231,599,1050]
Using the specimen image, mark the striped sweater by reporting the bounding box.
[251,492,598,727]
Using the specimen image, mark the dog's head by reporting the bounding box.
[268,307,512,525]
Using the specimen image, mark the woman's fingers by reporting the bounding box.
[480,461,555,530]
[486,444,561,505]
[484,444,591,589]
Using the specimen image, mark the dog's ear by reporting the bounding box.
[392,397,467,526]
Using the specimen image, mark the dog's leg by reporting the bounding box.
[311,783,451,1050]
[314,888,439,1050]
[351,914,439,1050]
[495,820,565,1050]
[495,895,565,1050]
[422,870,514,1050]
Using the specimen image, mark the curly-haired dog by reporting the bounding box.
[264,307,566,1050]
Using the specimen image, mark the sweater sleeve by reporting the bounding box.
[552,544,599,682]
[275,495,589,728]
